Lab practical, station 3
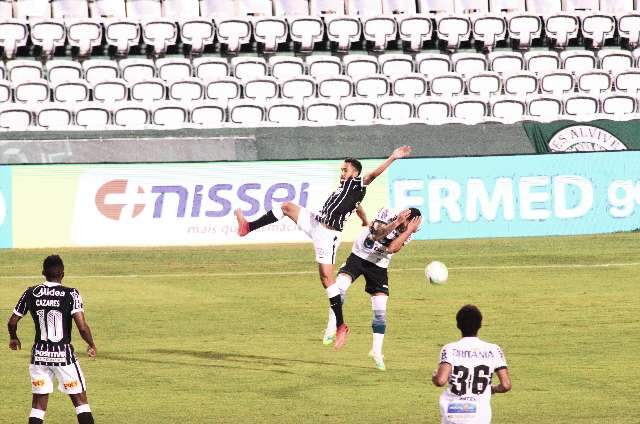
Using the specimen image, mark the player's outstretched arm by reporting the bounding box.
[362,145,412,186]
[491,368,512,394]
[7,314,21,350]
[73,312,97,357]
[356,204,369,227]
[371,210,410,241]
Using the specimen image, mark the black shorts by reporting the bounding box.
[339,253,389,296]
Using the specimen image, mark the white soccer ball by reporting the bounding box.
[426,261,448,285]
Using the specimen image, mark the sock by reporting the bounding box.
[76,405,94,424]
[29,408,45,424]
[326,274,351,333]
[326,284,344,327]
[248,203,284,231]
[371,295,388,356]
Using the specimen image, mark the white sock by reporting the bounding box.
[326,283,340,298]
[371,295,388,356]
[75,404,91,415]
[30,409,46,419]
[372,333,385,357]
[271,203,284,219]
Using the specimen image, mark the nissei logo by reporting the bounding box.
[94,179,310,221]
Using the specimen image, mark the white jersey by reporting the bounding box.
[351,207,411,269]
[438,337,508,424]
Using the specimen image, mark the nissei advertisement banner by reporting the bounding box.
[0,166,11,248]
[389,151,640,239]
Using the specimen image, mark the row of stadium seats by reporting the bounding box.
[2,2,640,58]
[3,69,640,104]
[0,92,637,130]
[4,50,640,85]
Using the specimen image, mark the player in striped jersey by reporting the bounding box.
[235,146,412,349]
[432,305,512,424]
[7,255,97,424]
[323,207,422,370]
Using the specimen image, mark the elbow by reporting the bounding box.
[432,376,447,387]
[502,381,512,393]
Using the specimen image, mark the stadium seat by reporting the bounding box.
[341,97,377,124]
[66,19,103,58]
[451,52,487,77]
[455,0,488,13]
[90,0,127,18]
[253,17,289,53]
[598,50,634,73]
[52,80,90,102]
[8,60,44,83]
[526,95,562,120]
[287,16,324,54]
[359,10,398,52]
[576,71,611,95]
[14,79,50,103]
[414,97,451,124]
[231,57,268,80]
[415,53,451,76]
[120,58,156,83]
[169,78,205,101]
[490,0,526,12]
[215,12,252,55]
[614,69,640,94]
[436,15,471,52]
[601,93,636,116]
[307,55,343,78]
[125,0,161,18]
[310,0,345,15]
[503,71,538,96]
[205,77,242,101]
[600,0,634,13]
[163,0,200,18]
[396,14,433,52]
[524,51,560,74]
[75,103,111,129]
[618,13,640,50]
[83,59,120,84]
[266,99,304,124]
[317,75,353,99]
[156,58,193,82]
[14,0,51,18]
[429,72,464,96]
[0,80,10,103]
[142,19,178,57]
[561,50,596,74]
[304,98,341,124]
[581,14,616,50]
[194,57,230,80]
[51,0,89,18]
[377,96,414,123]
[280,76,317,100]
[472,15,507,52]
[452,96,487,123]
[488,52,524,74]
[544,14,579,49]
[105,19,141,57]
[244,77,279,100]
[325,16,362,52]
[0,105,32,130]
[274,0,311,15]
[92,78,129,102]
[564,0,598,11]
[391,73,428,97]
[45,60,83,84]
[0,20,28,59]
[151,102,188,128]
[30,19,67,58]
[379,54,414,77]
[190,101,226,127]
[113,102,150,128]
[228,99,266,125]
[343,54,379,78]
[525,0,561,15]
[490,95,526,123]
[417,0,455,14]
[354,74,390,97]
[130,78,167,102]
[180,19,216,56]
[269,56,305,80]
[36,104,73,129]
[540,70,574,95]
[466,72,502,98]
[507,14,542,51]
[563,93,599,117]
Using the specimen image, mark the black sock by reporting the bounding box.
[77,412,94,424]
[248,211,278,232]
[29,419,43,424]
[329,295,344,327]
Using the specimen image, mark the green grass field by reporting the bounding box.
[1,233,639,423]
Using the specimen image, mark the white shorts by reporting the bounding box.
[29,362,87,395]
[296,208,341,265]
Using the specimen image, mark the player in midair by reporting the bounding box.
[432,304,512,424]
[323,207,422,370]
[7,255,97,424]
[235,146,412,349]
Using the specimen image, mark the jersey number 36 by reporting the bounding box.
[450,365,491,396]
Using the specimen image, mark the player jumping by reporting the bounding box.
[235,146,412,350]
[7,255,97,424]
[323,207,422,370]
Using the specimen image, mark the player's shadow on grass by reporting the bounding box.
[148,349,371,370]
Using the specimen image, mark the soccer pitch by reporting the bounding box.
[1,233,639,423]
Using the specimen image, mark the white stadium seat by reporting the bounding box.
[105,19,141,57]
[392,73,428,97]
[267,99,304,125]
[304,98,341,124]
[37,104,73,129]
[452,96,488,123]
[466,72,502,98]
[472,15,507,52]
[563,94,599,117]
[397,15,433,52]
[343,54,379,78]
[142,19,178,57]
[600,0,634,13]
[503,71,538,96]
[228,99,266,125]
[120,58,156,83]
[52,0,89,18]
[379,54,414,77]
[83,59,119,84]
[354,75,390,98]
[490,0,525,12]
[488,52,524,74]
[125,0,161,18]
[325,16,362,52]
[545,13,579,49]
[190,101,226,127]
[341,97,377,124]
[490,95,526,123]
[416,53,451,76]
[269,56,305,81]
[598,50,634,73]
[194,57,230,80]
[180,19,216,55]
[383,0,417,14]
[92,78,129,102]
[540,71,574,96]
[615,69,640,94]
[455,0,488,13]
[527,95,562,120]
[75,103,111,129]
[310,0,345,15]
[90,0,126,18]
[52,80,90,102]
[274,0,310,15]
[244,77,279,101]
[0,105,32,130]
[163,0,200,18]
[307,55,342,78]
[216,16,252,54]
[377,97,414,123]
[130,78,166,102]
[429,72,464,97]
[14,79,50,103]
[525,0,561,15]
[576,71,611,95]
[0,80,11,103]
[451,52,487,77]
[169,78,205,101]
[152,102,188,128]
[66,19,103,58]
[601,93,635,116]
[507,14,542,50]
[317,75,353,99]
[0,20,29,59]
[581,14,616,50]
[14,0,51,18]
[30,19,67,58]
[418,0,455,14]
[205,77,242,101]
[525,51,560,74]
[45,60,83,84]
[156,58,192,82]
[7,60,44,83]
[253,17,289,53]
[564,0,598,11]
[414,97,451,124]
[618,13,640,50]
[362,15,399,52]
[436,15,471,52]
[287,16,324,54]
[280,76,317,100]
[561,50,596,74]
[114,102,150,128]
[231,57,268,80]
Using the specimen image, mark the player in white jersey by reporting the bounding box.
[323,206,422,370]
[432,305,512,424]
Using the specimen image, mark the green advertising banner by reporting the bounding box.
[523,119,640,153]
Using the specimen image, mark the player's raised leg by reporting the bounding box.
[236,202,301,236]
[29,394,49,424]
[324,273,352,345]
[368,293,388,371]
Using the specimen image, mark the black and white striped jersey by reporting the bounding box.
[13,282,84,366]
[317,176,367,232]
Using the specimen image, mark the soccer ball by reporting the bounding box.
[426,261,448,285]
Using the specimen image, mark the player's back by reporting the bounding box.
[14,282,84,366]
[439,337,507,424]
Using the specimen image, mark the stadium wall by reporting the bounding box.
[1,151,638,248]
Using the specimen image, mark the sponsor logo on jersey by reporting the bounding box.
[452,349,495,359]
[448,402,477,414]
[32,379,46,388]
[63,381,79,390]
[34,350,67,358]
[548,125,627,152]
[33,286,65,298]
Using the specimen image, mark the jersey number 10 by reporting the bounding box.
[450,365,491,396]
[36,309,64,343]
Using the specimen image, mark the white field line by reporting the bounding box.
[1,262,639,280]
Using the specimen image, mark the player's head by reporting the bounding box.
[456,304,482,337]
[42,255,64,282]
[341,158,362,181]
[398,207,421,231]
